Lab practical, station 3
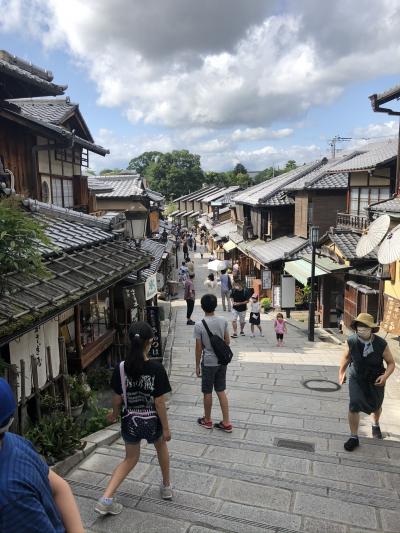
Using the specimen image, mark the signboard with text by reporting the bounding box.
[146,306,162,358]
[261,269,272,290]
[145,273,158,301]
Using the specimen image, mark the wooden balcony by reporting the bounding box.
[336,212,369,231]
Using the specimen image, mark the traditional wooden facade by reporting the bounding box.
[0,51,109,211]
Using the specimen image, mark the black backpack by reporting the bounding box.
[227,275,232,291]
[202,319,233,365]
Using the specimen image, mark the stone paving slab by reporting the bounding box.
[70,251,400,532]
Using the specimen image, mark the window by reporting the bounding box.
[350,187,390,215]
[51,177,74,207]
[63,179,74,207]
[52,178,63,206]
[41,180,50,203]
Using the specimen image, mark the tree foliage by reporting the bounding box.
[128,151,163,175]
[143,150,204,199]
[99,168,124,176]
[0,197,50,291]
[233,163,247,176]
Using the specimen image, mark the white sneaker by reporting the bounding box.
[160,483,173,500]
[260,334,264,337]
[250,334,255,338]
[95,499,123,515]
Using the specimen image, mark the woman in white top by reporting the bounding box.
[204,273,218,294]
[249,295,264,337]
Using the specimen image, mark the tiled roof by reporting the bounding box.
[0,54,66,98]
[245,236,307,265]
[0,241,151,341]
[328,139,397,172]
[284,240,313,259]
[265,190,294,206]
[9,98,77,125]
[284,158,348,191]
[229,231,244,244]
[327,230,377,260]
[174,186,220,203]
[201,186,241,204]
[23,199,122,230]
[212,221,238,239]
[369,196,400,214]
[233,161,323,206]
[126,239,166,282]
[0,102,108,156]
[89,175,164,202]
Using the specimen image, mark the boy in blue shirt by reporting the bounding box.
[0,378,84,533]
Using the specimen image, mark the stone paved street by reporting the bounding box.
[69,252,400,533]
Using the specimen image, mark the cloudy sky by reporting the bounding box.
[1,0,400,172]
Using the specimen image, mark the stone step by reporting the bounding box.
[68,455,397,533]
[77,441,400,513]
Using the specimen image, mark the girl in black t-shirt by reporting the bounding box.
[95,322,172,516]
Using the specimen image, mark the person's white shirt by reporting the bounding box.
[250,301,260,313]
[204,279,218,293]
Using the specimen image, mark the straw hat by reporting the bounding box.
[350,313,380,333]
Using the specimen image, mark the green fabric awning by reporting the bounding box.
[223,240,237,252]
[284,257,348,285]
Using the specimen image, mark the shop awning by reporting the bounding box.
[223,240,237,252]
[189,211,200,218]
[284,256,348,285]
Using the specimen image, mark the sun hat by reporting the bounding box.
[350,313,380,333]
[0,378,16,430]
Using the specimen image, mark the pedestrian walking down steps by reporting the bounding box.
[95,322,173,516]
[338,313,395,452]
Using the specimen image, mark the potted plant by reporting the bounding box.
[68,375,91,418]
[260,297,272,313]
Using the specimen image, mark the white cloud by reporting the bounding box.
[231,127,293,142]
[352,121,398,139]
[3,0,400,128]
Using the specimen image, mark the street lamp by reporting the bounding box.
[308,226,319,342]
[125,209,148,247]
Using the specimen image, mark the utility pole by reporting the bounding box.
[329,136,352,158]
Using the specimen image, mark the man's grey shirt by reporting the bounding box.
[194,316,228,367]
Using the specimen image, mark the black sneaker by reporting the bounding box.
[240,331,245,336]
[344,437,359,451]
[372,425,383,439]
[187,320,195,325]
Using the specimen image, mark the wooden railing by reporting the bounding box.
[336,212,369,231]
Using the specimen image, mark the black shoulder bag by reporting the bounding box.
[202,319,233,365]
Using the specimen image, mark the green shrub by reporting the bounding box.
[40,392,64,412]
[25,415,85,464]
[260,297,271,309]
[68,375,92,407]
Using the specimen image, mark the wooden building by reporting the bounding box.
[0,52,109,211]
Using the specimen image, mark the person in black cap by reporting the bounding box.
[338,313,395,451]
[0,378,84,533]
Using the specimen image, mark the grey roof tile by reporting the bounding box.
[0,56,66,98]
[0,241,151,338]
[369,196,400,214]
[126,239,167,282]
[9,98,76,125]
[327,230,377,260]
[233,161,323,206]
[245,236,307,265]
[89,175,164,202]
[328,139,397,172]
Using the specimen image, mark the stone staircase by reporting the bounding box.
[68,254,400,532]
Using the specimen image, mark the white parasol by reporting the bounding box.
[356,214,390,258]
[377,224,400,264]
[207,259,227,272]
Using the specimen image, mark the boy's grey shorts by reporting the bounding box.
[201,364,227,394]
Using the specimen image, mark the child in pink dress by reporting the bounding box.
[274,312,287,347]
